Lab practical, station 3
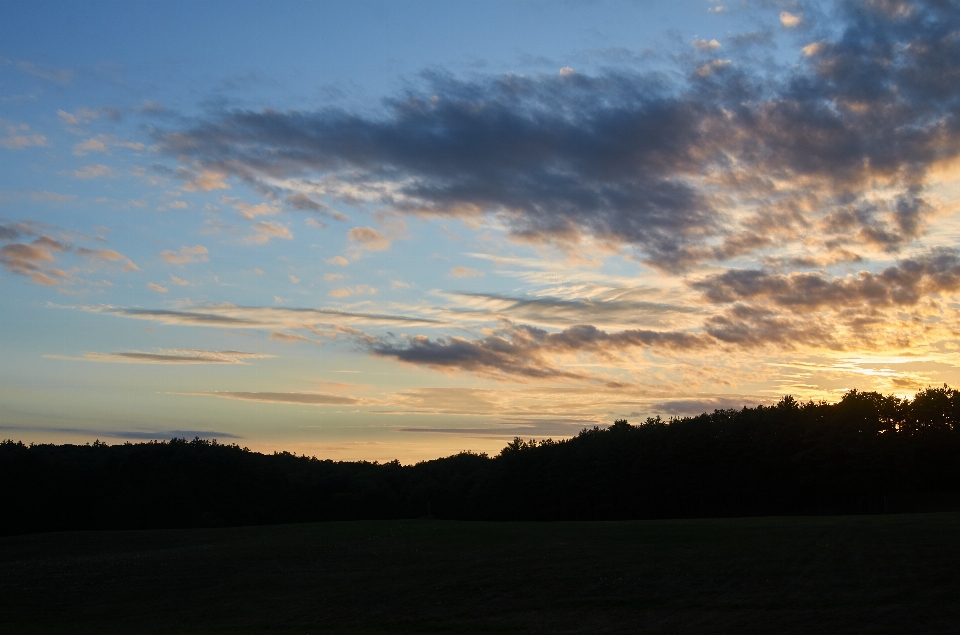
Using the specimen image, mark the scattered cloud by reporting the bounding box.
[779,11,801,27]
[326,256,349,266]
[182,169,229,191]
[246,220,293,244]
[693,38,721,51]
[170,275,189,286]
[72,164,116,179]
[329,284,376,298]
[449,266,484,278]
[76,248,139,271]
[1,123,47,149]
[0,237,68,285]
[72,134,145,156]
[223,197,281,219]
[57,108,98,126]
[147,282,168,293]
[160,245,209,264]
[348,226,390,251]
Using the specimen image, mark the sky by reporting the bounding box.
[2,0,960,462]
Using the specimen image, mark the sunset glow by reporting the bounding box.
[3,0,960,462]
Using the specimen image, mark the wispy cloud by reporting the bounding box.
[47,349,275,365]
[179,391,361,405]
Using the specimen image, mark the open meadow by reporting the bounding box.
[2,513,959,634]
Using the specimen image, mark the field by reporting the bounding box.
[2,514,959,634]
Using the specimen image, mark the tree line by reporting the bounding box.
[3,386,960,535]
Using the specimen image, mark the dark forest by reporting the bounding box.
[4,386,960,536]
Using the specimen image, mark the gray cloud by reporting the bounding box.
[0,236,70,285]
[371,322,707,379]
[646,396,769,416]
[693,249,960,310]
[0,425,241,440]
[442,290,698,328]
[156,1,960,269]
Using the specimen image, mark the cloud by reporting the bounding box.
[348,226,390,251]
[57,108,98,125]
[73,138,108,155]
[286,192,348,220]
[329,284,376,298]
[223,197,281,219]
[433,288,698,329]
[325,273,343,280]
[0,236,69,285]
[147,282,168,293]
[289,275,300,284]
[24,191,75,203]
[182,169,229,191]
[49,349,275,365]
[649,396,767,415]
[160,245,209,264]
[246,220,293,244]
[72,164,116,179]
[449,266,484,278]
[326,256,349,266]
[0,224,22,241]
[76,303,442,330]
[371,322,707,379]
[269,331,324,345]
[155,0,960,270]
[693,38,721,51]
[170,275,189,286]
[72,134,145,156]
[1,123,46,149]
[0,424,241,440]
[76,248,139,271]
[692,249,960,310]
[15,60,70,83]
[180,391,361,406]
[779,11,801,27]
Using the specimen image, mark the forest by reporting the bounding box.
[3,386,960,535]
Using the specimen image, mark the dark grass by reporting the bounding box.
[2,514,959,634]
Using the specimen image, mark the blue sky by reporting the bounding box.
[3,0,960,461]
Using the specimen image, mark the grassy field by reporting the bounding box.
[1,514,958,634]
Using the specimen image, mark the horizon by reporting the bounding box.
[3,0,960,463]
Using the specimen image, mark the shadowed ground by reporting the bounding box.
[1,514,958,634]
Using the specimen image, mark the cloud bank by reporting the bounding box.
[158,1,960,270]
